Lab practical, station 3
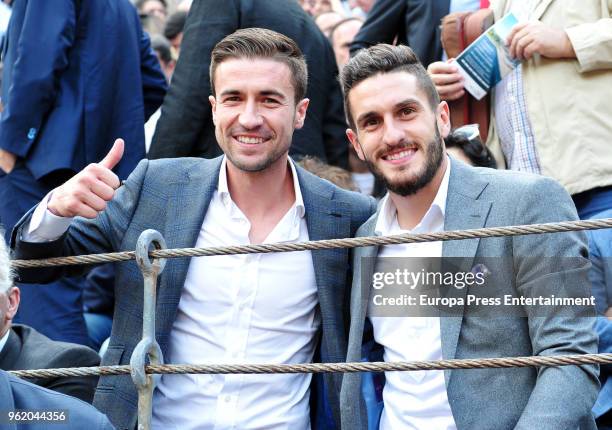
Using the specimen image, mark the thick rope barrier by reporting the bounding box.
[11,218,612,269]
[10,353,612,380]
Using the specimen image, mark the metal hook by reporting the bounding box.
[130,230,167,430]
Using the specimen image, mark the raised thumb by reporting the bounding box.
[99,139,125,170]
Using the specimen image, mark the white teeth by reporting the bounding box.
[385,149,415,161]
[236,136,264,144]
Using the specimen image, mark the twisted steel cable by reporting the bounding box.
[11,218,612,269]
[9,218,612,381]
[10,353,612,380]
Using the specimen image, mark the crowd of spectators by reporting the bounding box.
[0,0,611,428]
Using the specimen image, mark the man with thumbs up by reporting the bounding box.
[10,28,375,429]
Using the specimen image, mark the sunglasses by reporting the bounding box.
[453,124,481,143]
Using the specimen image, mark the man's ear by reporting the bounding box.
[294,98,310,129]
[6,286,19,320]
[346,128,365,161]
[437,101,451,138]
[209,95,217,125]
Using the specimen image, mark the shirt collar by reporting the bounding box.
[0,329,9,355]
[218,156,306,218]
[375,156,451,235]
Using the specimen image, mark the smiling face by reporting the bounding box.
[209,58,309,173]
[346,71,450,196]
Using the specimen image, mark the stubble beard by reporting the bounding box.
[227,144,286,173]
[216,112,296,173]
[217,128,288,173]
[365,124,444,197]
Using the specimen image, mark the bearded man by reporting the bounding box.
[339,44,598,430]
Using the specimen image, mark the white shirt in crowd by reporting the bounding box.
[0,330,9,355]
[369,159,457,430]
[0,2,11,36]
[144,108,161,153]
[25,157,320,430]
[352,172,375,196]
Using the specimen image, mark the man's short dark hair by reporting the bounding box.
[150,34,173,65]
[164,11,187,41]
[210,28,308,103]
[340,44,440,129]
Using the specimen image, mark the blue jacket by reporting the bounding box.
[349,0,450,67]
[11,156,377,429]
[0,0,167,180]
[0,370,114,430]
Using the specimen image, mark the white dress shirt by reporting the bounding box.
[25,157,320,430]
[369,159,457,430]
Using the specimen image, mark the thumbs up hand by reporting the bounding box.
[47,139,124,218]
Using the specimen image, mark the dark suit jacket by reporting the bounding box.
[0,324,100,403]
[350,0,450,67]
[148,0,348,168]
[0,0,167,180]
[0,370,113,430]
[11,156,377,429]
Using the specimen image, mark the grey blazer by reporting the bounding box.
[11,156,377,430]
[341,158,599,429]
[0,324,99,403]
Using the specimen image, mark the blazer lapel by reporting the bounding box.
[491,0,507,20]
[298,167,352,360]
[156,157,223,353]
[440,160,492,369]
[298,168,357,426]
[0,329,21,370]
[356,218,379,325]
[492,0,552,20]
[342,216,379,430]
[532,0,554,20]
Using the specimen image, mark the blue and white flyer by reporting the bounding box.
[455,13,521,100]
